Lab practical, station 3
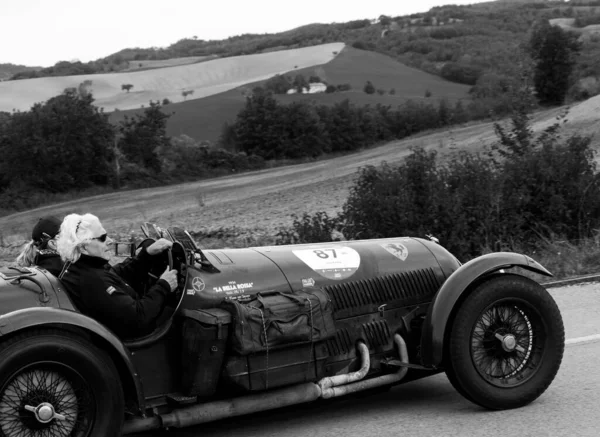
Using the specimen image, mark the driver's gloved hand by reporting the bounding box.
[159,267,178,292]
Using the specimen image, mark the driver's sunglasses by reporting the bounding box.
[93,234,108,243]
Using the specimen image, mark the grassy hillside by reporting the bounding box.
[6,1,600,105]
[549,17,600,36]
[0,43,344,113]
[110,47,471,144]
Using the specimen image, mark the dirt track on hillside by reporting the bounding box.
[1,96,599,253]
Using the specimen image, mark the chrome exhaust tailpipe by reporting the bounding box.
[318,334,409,399]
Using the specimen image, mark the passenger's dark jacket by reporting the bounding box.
[36,249,64,277]
[60,250,171,339]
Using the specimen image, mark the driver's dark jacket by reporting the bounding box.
[60,250,170,339]
[35,249,64,277]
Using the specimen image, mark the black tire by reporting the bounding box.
[446,274,564,410]
[0,329,124,437]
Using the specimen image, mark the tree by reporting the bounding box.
[322,100,366,152]
[78,80,93,97]
[282,102,329,158]
[293,74,309,93]
[264,74,292,94]
[363,81,375,94]
[121,84,134,93]
[117,101,172,175]
[233,93,289,159]
[379,15,392,26]
[0,89,114,192]
[528,21,581,105]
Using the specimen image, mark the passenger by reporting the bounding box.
[56,213,178,339]
[15,215,64,276]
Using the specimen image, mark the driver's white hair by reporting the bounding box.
[56,213,104,263]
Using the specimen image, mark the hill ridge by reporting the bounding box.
[0,43,344,113]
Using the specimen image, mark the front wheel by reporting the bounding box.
[446,274,564,410]
[0,329,124,437]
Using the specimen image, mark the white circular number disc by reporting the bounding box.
[293,247,361,280]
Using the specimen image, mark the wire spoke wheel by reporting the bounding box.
[0,330,124,437]
[446,274,564,410]
[470,301,544,387]
[0,363,93,437]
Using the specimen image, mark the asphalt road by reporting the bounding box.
[133,282,600,437]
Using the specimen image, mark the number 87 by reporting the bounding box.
[314,249,337,259]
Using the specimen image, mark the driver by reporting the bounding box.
[56,213,178,339]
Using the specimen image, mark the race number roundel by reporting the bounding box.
[293,247,360,280]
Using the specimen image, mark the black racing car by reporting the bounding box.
[0,223,564,436]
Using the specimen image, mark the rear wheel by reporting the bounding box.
[0,329,124,436]
[446,274,564,410]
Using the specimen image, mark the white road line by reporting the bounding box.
[566,334,600,345]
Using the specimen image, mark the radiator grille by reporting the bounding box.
[324,268,441,312]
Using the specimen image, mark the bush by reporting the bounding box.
[574,14,600,28]
[568,76,600,101]
[363,81,375,94]
[440,62,482,85]
[276,212,342,245]
[280,104,600,262]
[352,40,375,50]
[264,74,292,94]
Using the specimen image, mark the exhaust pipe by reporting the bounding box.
[318,341,370,395]
[123,383,321,434]
[123,334,409,435]
[319,334,408,399]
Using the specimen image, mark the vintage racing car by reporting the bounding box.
[0,223,564,436]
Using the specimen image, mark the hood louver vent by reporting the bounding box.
[363,320,391,348]
[326,328,352,356]
[324,268,441,313]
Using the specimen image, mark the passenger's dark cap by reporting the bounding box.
[32,216,62,242]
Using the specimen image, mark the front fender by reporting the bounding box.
[420,252,552,368]
[0,307,145,412]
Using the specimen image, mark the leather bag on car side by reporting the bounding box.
[220,288,336,355]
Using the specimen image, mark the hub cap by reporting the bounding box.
[24,402,66,424]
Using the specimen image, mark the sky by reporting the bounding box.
[1,0,491,67]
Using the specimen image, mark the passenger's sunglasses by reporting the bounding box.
[93,234,108,243]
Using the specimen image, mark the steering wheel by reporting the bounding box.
[167,241,188,303]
